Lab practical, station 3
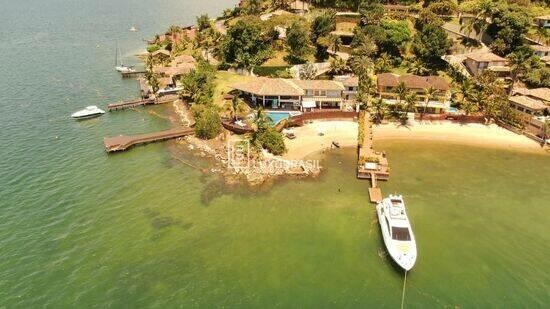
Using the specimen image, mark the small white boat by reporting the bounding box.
[71,106,105,120]
[114,41,136,73]
[376,194,417,271]
[157,85,183,96]
[129,26,138,32]
[115,65,136,73]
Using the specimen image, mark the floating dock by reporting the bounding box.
[104,127,194,152]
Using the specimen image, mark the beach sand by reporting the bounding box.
[283,120,548,159]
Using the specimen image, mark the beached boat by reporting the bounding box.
[376,194,417,271]
[71,106,105,120]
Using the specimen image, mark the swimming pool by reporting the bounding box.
[266,111,301,125]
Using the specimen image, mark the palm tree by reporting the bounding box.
[404,92,418,113]
[224,96,248,121]
[357,75,375,109]
[507,49,533,85]
[168,25,181,36]
[328,34,342,53]
[349,35,377,77]
[329,56,348,75]
[253,107,271,131]
[370,97,387,124]
[458,79,474,110]
[421,86,437,119]
[395,81,408,106]
[461,2,491,41]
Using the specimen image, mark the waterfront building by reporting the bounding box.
[334,75,358,102]
[230,78,345,111]
[463,52,510,78]
[376,73,451,114]
[508,95,549,138]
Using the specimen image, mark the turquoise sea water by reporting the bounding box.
[1,1,550,307]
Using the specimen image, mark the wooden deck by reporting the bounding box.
[104,127,194,152]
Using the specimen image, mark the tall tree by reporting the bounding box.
[421,86,437,119]
[285,21,312,63]
[411,24,451,69]
[310,10,336,61]
[221,20,271,73]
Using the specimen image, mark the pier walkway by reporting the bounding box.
[121,70,146,78]
[356,111,390,203]
[107,94,179,111]
[104,127,194,152]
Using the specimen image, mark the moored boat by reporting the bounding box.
[71,106,105,120]
[114,41,136,73]
[376,194,417,271]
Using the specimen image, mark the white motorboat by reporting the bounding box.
[157,85,183,96]
[71,106,105,120]
[376,194,417,271]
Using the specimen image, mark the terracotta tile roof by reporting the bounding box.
[231,78,305,96]
[376,73,400,88]
[334,75,359,87]
[527,88,550,102]
[531,44,550,52]
[153,63,195,76]
[465,52,506,62]
[291,79,345,91]
[509,95,547,110]
[171,55,196,65]
[377,73,450,91]
[513,87,550,102]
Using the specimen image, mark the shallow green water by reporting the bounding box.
[1,0,550,307]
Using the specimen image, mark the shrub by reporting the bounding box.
[253,127,286,155]
[147,44,160,53]
[194,105,221,139]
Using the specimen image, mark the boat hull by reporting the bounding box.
[376,203,417,271]
[71,112,104,120]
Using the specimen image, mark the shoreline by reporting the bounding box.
[284,121,549,160]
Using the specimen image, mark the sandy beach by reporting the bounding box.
[283,120,548,159]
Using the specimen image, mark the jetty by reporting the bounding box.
[121,70,146,78]
[104,127,194,152]
[357,111,389,203]
[107,94,179,111]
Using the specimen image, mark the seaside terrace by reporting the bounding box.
[230,77,346,111]
[376,73,451,114]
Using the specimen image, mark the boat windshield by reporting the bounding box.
[391,227,411,241]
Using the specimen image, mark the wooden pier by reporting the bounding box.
[357,111,390,203]
[104,127,194,152]
[107,94,179,111]
[121,70,146,78]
